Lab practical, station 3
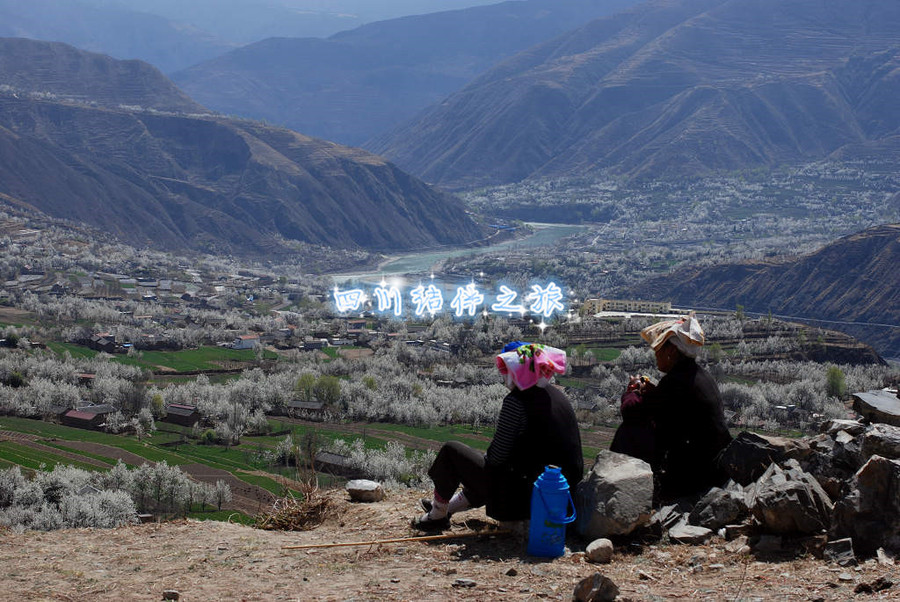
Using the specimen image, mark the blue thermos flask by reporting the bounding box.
[527,465,576,557]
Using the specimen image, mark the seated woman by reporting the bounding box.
[414,342,583,530]
[610,315,732,501]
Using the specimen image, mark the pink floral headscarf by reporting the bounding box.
[496,343,567,390]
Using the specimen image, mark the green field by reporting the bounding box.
[0,414,604,525]
[46,343,276,373]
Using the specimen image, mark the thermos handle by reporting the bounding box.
[537,488,577,524]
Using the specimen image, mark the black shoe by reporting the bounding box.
[412,512,450,531]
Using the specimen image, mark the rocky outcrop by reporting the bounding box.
[641,413,900,559]
[831,455,900,556]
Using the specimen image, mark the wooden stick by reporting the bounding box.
[282,529,510,550]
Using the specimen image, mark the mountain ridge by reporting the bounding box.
[171,0,644,146]
[0,39,484,257]
[626,223,900,358]
[372,0,900,188]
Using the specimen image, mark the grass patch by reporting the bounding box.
[0,441,104,471]
[234,471,301,497]
[46,343,275,373]
[0,417,189,465]
[46,341,97,359]
[187,509,256,525]
[115,346,275,372]
[371,423,491,450]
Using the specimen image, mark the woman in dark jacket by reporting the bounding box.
[414,342,583,530]
[611,316,732,500]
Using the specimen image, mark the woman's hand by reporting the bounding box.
[626,375,654,395]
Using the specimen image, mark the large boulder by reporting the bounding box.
[860,423,900,461]
[831,455,900,556]
[747,460,833,535]
[575,451,653,540]
[852,389,900,427]
[345,479,384,502]
[719,431,810,486]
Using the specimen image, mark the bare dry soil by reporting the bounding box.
[1,487,896,601]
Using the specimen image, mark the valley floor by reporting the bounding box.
[2,488,894,601]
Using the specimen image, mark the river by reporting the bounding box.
[332,222,584,285]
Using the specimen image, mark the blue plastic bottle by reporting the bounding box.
[527,465,576,557]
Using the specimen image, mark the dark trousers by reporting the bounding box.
[427,441,488,508]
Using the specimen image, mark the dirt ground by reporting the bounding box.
[1,488,896,601]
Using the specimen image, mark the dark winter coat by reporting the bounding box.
[484,384,583,521]
[612,358,732,499]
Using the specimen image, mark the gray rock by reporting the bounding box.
[860,423,900,461]
[689,487,749,531]
[585,538,614,564]
[572,572,619,602]
[820,419,867,438]
[668,521,713,545]
[747,462,833,535]
[831,455,900,556]
[724,523,755,540]
[807,433,835,454]
[650,504,684,533]
[345,479,384,502]
[719,431,810,486]
[834,431,855,445]
[452,578,476,588]
[824,537,857,566]
[162,591,180,601]
[852,389,900,427]
[575,451,653,540]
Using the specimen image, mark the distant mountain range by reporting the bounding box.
[0,0,234,73]
[372,0,900,188]
[627,222,900,359]
[172,0,643,146]
[0,39,484,257]
[0,0,519,73]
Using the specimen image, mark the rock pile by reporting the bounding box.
[576,409,900,565]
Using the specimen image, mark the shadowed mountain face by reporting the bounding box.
[0,39,483,257]
[371,0,900,188]
[171,0,643,146]
[628,223,900,358]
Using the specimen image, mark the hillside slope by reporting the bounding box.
[628,223,900,358]
[0,37,204,113]
[0,40,483,256]
[171,0,643,146]
[0,488,894,600]
[372,0,900,188]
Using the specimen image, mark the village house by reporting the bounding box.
[232,334,260,350]
[161,403,200,427]
[89,332,117,353]
[302,338,329,350]
[285,400,326,420]
[61,404,116,430]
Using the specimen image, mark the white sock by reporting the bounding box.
[426,498,449,520]
[447,491,470,514]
